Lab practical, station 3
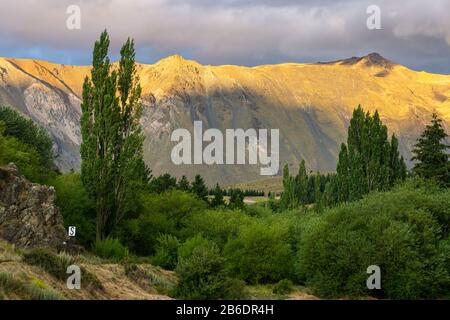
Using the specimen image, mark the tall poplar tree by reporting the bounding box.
[295,159,309,205]
[280,164,298,210]
[81,31,147,241]
[335,105,406,202]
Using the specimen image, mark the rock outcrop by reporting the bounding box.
[0,163,66,248]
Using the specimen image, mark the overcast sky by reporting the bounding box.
[1,0,450,73]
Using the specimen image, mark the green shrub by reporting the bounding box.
[22,248,103,291]
[178,234,214,261]
[297,180,450,299]
[50,173,96,247]
[174,242,245,299]
[120,190,206,256]
[224,220,295,283]
[22,248,74,280]
[0,122,55,183]
[124,263,176,295]
[0,107,53,166]
[0,271,62,300]
[92,238,129,261]
[185,209,253,248]
[273,279,294,295]
[151,234,180,270]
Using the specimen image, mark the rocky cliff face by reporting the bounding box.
[0,54,449,185]
[0,163,66,248]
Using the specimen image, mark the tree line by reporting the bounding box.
[280,105,448,211]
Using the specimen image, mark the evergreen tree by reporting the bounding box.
[314,172,323,212]
[322,175,339,207]
[228,188,245,209]
[150,173,177,193]
[191,174,209,202]
[295,159,308,205]
[80,31,147,240]
[210,183,225,208]
[177,175,190,191]
[412,112,449,186]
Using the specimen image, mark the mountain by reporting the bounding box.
[0,53,449,185]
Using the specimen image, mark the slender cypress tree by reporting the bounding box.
[412,112,449,186]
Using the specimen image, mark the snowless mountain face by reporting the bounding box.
[0,53,449,185]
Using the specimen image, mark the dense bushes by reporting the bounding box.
[185,210,253,248]
[0,107,53,166]
[120,190,206,256]
[174,240,245,300]
[297,179,450,299]
[224,220,296,283]
[151,234,180,270]
[50,173,96,247]
[0,107,55,183]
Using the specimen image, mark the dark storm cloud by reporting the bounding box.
[0,0,449,73]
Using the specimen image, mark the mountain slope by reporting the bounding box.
[1,53,449,185]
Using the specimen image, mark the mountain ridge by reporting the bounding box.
[1,53,449,185]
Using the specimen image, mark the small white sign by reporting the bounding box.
[68,226,76,237]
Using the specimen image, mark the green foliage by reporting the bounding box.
[177,175,190,191]
[335,106,406,202]
[186,209,253,248]
[22,248,74,280]
[412,112,449,187]
[272,279,294,295]
[0,271,62,300]
[191,174,208,202]
[224,220,295,284]
[280,164,299,210]
[0,120,55,183]
[120,190,206,256]
[22,248,103,291]
[295,159,308,204]
[92,238,129,261]
[0,107,54,167]
[50,173,96,247]
[151,234,180,270]
[174,241,245,300]
[228,188,245,209]
[314,172,323,212]
[178,234,214,261]
[210,183,225,208]
[80,30,148,240]
[297,179,450,299]
[150,173,177,193]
